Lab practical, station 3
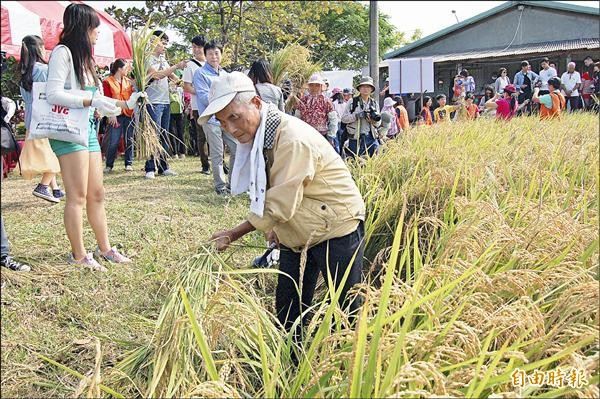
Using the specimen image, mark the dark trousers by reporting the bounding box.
[105,115,134,168]
[276,222,364,339]
[187,115,198,156]
[565,96,581,112]
[347,134,379,158]
[337,123,348,159]
[169,113,185,155]
[145,104,171,173]
[193,110,210,170]
[518,92,533,115]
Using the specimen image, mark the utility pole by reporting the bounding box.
[369,0,379,97]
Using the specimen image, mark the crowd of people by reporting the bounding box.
[1,2,599,351]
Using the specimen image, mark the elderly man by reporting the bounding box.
[561,62,582,112]
[201,72,366,338]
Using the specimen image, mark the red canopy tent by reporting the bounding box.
[1,1,132,67]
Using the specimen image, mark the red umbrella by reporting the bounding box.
[1,1,132,67]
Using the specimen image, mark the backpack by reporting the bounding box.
[169,91,183,114]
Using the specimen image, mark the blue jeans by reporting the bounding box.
[145,103,171,173]
[105,115,134,168]
[347,134,379,158]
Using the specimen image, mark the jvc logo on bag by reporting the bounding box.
[51,105,70,115]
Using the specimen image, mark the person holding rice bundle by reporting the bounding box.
[17,35,64,203]
[204,72,366,345]
[46,3,144,270]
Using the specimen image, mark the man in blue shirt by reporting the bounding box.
[513,60,539,115]
[193,41,238,195]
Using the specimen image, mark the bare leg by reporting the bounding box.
[49,175,59,190]
[39,173,55,187]
[57,151,89,260]
[85,152,111,253]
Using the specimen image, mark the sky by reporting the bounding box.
[87,1,599,44]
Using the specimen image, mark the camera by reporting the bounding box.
[366,104,382,122]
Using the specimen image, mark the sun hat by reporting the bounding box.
[198,71,257,125]
[356,76,375,92]
[332,87,342,95]
[343,88,352,94]
[383,97,395,107]
[307,73,325,86]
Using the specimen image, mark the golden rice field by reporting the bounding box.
[1,113,598,398]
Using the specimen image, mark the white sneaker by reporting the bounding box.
[103,167,112,174]
[179,154,186,160]
[125,165,134,172]
[173,154,179,159]
[145,171,155,179]
[162,169,177,176]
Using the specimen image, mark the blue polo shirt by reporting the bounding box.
[193,62,227,126]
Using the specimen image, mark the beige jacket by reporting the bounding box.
[247,112,365,252]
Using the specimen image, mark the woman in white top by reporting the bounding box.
[494,68,511,94]
[248,59,285,112]
[46,3,143,271]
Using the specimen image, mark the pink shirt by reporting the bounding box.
[495,98,517,120]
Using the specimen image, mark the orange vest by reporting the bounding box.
[540,91,566,120]
[422,107,433,125]
[398,106,409,130]
[105,76,133,117]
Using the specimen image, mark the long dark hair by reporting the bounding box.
[18,35,46,92]
[484,85,495,100]
[422,96,432,108]
[109,58,126,76]
[248,59,273,85]
[59,3,100,87]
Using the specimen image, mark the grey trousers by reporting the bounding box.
[202,123,238,191]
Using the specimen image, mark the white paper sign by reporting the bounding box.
[388,57,434,94]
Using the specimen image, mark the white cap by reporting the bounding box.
[198,71,257,125]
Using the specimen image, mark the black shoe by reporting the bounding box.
[215,187,231,196]
[200,167,210,175]
[223,164,229,175]
[1,256,31,272]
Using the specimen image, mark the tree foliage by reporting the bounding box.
[105,1,420,71]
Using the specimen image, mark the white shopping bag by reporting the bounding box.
[28,45,91,147]
[28,82,90,147]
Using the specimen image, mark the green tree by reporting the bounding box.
[105,1,418,71]
[313,2,406,70]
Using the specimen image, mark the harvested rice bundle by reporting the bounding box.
[130,22,169,162]
[270,44,321,113]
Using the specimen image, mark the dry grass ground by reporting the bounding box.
[1,158,264,397]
